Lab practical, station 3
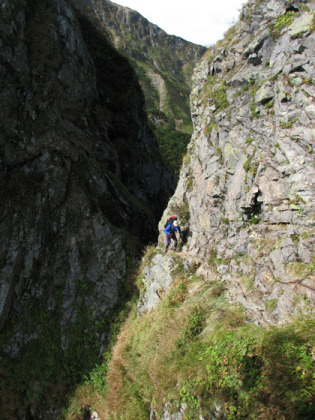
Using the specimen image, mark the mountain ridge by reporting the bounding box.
[72,0,207,175]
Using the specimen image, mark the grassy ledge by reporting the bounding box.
[65,249,315,420]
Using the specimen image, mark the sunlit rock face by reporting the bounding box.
[160,0,315,325]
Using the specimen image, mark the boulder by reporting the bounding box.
[289,13,314,38]
[255,82,274,104]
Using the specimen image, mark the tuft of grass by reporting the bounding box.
[165,279,188,308]
[265,298,278,313]
[270,11,295,38]
[250,101,260,120]
[176,306,206,350]
[243,156,253,172]
[241,275,255,292]
[203,75,229,113]
[265,99,274,110]
[216,146,224,165]
[288,255,315,278]
[280,120,294,129]
[205,122,218,136]
[182,154,190,166]
[169,200,190,226]
[142,244,159,267]
[222,23,238,47]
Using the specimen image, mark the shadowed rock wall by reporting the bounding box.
[0,0,173,416]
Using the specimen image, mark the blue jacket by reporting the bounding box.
[164,222,182,235]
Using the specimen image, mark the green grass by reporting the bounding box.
[216,146,224,165]
[177,317,315,419]
[205,122,218,136]
[153,119,191,177]
[243,156,253,172]
[207,247,230,269]
[203,75,229,113]
[63,242,315,420]
[250,101,260,120]
[169,200,190,226]
[270,11,295,38]
[246,136,254,144]
[288,255,315,278]
[281,120,295,129]
[240,275,255,292]
[108,16,204,179]
[265,298,278,312]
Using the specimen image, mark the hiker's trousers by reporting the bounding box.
[165,232,177,248]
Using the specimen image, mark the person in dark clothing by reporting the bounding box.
[164,216,182,253]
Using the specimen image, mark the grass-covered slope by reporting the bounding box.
[66,248,315,420]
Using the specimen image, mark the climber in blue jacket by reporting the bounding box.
[164,216,182,253]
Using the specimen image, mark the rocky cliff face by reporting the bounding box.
[2,0,315,418]
[95,2,315,419]
[158,0,315,325]
[0,0,173,416]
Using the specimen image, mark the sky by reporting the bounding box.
[113,0,247,46]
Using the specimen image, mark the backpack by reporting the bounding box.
[164,216,177,229]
